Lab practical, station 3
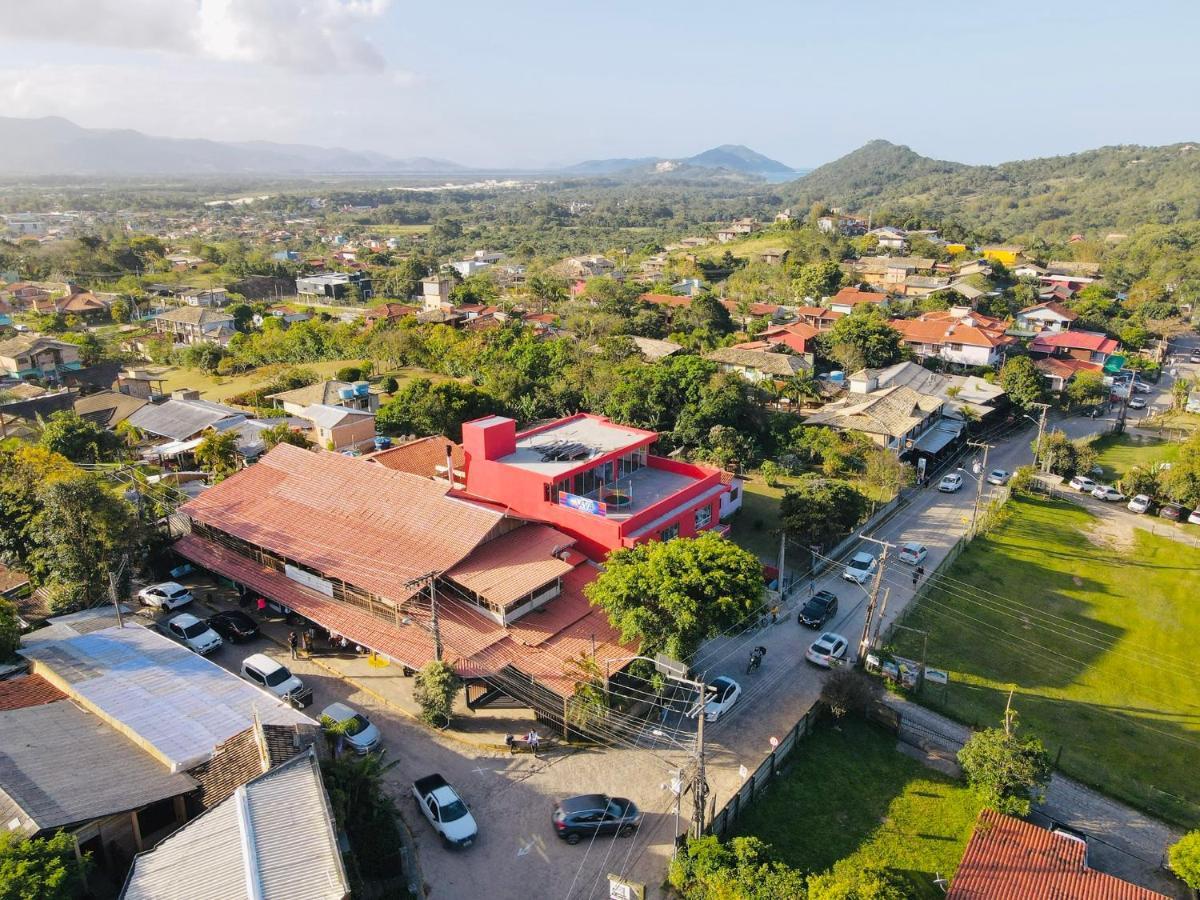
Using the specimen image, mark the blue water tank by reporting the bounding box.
[373,436,392,451]
[338,387,355,400]
[354,381,370,396]
[829,370,845,383]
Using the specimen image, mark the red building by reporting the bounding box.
[461,414,729,559]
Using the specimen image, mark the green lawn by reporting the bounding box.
[684,231,792,262]
[1090,433,1179,481]
[149,361,440,403]
[733,718,983,897]
[890,494,1200,827]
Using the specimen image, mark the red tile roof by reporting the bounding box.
[364,436,464,480]
[1019,300,1078,321]
[0,674,67,711]
[640,293,692,308]
[1030,330,1119,355]
[760,322,820,353]
[832,287,888,306]
[180,444,506,595]
[948,810,1167,899]
[890,312,1016,349]
[445,524,577,607]
[1035,357,1102,380]
[794,305,842,319]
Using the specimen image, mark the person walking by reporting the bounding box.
[256,596,267,618]
[912,569,919,587]
[916,564,925,583]
[287,630,298,660]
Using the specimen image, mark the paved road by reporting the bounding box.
[173,351,1192,900]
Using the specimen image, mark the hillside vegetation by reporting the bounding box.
[783,139,1200,241]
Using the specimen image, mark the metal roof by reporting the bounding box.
[127,397,245,441]
[20,623,314,773]
[0,699,197,835]
[122,748,349,900]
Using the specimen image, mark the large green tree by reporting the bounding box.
[1162,431,1200,507]
[0,831,88,900]
[0,598,20,662]
[585,532,763,661]
[0,444,76,570]
[998,356,1046,409]
[957,708,1052,816]
[820,307,904,370]
[375,378,502,441]
[1065,369,1106,409]
[792,260,844,302]
[38,410,123,463]
[1169,830,1200,890]
[779,476,869,550]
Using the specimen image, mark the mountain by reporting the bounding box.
[782,138,1200,239]
[0,116,466,176]
[565,144,797,179]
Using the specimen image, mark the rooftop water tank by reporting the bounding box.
[338,387,355,400]
[373,436,393,451]
[829,370,845,383]
[354,381,370,396]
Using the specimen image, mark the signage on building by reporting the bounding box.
[559,491,607,517]
[284,564,334,597]
[925,668,949,686]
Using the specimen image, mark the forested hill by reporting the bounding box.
[783,139,1200,241]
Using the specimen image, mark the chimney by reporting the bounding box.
[445,443,456,489]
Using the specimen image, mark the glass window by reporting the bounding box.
[660,523,680,542]
[694,505,713,530]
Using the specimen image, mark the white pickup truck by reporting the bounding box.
[412,774,479,848]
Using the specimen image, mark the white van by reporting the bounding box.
[240,653,304,699]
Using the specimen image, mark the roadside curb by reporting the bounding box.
[197,599,512,753]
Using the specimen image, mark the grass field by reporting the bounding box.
[684,230,793,262]
[361,224,431,236]
[733,718,982,897]
[149,361,441,403]
[890,494,1200,827]
[1090,433,1179,481]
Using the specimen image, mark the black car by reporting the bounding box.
[207,610,260,643]
[552,794,642,845]
[798,591,839,628]
[1159,502,1189,521]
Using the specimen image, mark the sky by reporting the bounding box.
[0,0,1196,170]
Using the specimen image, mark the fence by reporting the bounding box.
[707,704,821,839]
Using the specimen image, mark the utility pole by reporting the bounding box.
[869,588,891,650]
[692,706,707,839]
[1031,402,1049,472]
[776,531,787,600]
[429,576,442,661]
[856,537,891,665]
[108,556,128,628]
[967,441,991,536]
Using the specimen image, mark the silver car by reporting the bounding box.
[320,702,381,753]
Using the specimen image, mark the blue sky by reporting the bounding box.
[0,0,1196,169]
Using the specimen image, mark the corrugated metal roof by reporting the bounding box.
[948,810,1167,899]
[122,748,349,900]
[127,397,244,441]
[20,623,314,773]
[0,700,197,835]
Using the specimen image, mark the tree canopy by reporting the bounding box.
[38,411,123,463]
[584,532,763,661]
[957,708,1052,816]
[998,356,1046,409]
[0,829,88,900]
[779,477,869,550]
[820,307,905,371]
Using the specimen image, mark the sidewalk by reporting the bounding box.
[883,695,1186,899]
[182,573,538,750]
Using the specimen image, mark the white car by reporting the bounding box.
[938,473,963,493]
[687,676,741,723]
[241,653,305,699]
[898,541,927,565]
[1127,494,1152,514]
[137,582,193,610]
[805,632,849,668]
[842,551,878,584]
[413,774,478,848]
[986,469,1011,486]
[1128,396,1148,410]
[1188,509,1200,526]
[164,613,222,655]
[1091,485,1125,502]
[1132,380,1152,394]
[1068,476,1097,492]
[320,702,381,753]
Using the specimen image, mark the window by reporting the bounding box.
[949,342,963,352]
[660,523,680,542]
[694,505,713,530]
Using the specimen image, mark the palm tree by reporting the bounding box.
[194,429,240,480]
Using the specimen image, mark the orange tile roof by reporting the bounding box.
[1035,357,1102,380]
[364,436,464,479]
[640,293,692,308]
[948,810,1166,899]
[794,305,842,318]
[1019,300,1078,321]
[0,674,66,711]
[445,524,577,607]
[180,444,506,595]
[889,313,1016,349]
[832,287,888,305]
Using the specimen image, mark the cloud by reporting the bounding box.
[0,0,393,72]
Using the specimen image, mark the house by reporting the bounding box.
[554,255,617,280]
[947,809,1166,899]
[672,278,705,297]
[948,279,986,303]
[449,250,504,278]
[1029,329,1120,366]
[804,385,947,457]
[365,434,465,481]
[847,360,1007,425]
[126,392,281,464]
[902,275,950,297]
[705,347,812,383]
[828,287,890,315]
[0,334,82,381]
[1012,262,1047,279]
[296,271,372,301]
[869,226,908,251]
[171,443,642,729]
[299,403,377,451]
[794,305,843,330]
[955,260,993,278]
[74,390,148,428]
[889,308,1017,368]
[153,307,236,346]
[980,245,1024,266]
[716,218,760,242]
[178,287,228,307]
[719,300,790,326]
[774,208,793,224]
[0,674,198,878]
[1015,301,1077,334]
[640,292,692,310]
[121,748,349,900]
[758,248,788,266]
[1034,356,1104,393]
[420,275,453,310]
[268,380,378,417]
[756,322,821,355]
[56,289,110,321]
[849,256,936,288]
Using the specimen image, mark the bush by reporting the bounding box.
[0,598,19,662]
[335,365,364,382]
[807,864,908,900]
[380,375,399,393]
[43,579,87,616]
[957,711,1052,816]
[1168,830,1200,889]
[413,659,462,727]
[820,668,881,719]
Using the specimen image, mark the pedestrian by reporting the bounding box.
[526,729,540,756]
[287,631,298,659]
[917,564,925,582]
[256,596,267,618]
[504,733,514,754]
[912,569,919,587]
[770,604,779,624]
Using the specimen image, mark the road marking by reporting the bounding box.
[517,841,533,857]
[472,766,491,776]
